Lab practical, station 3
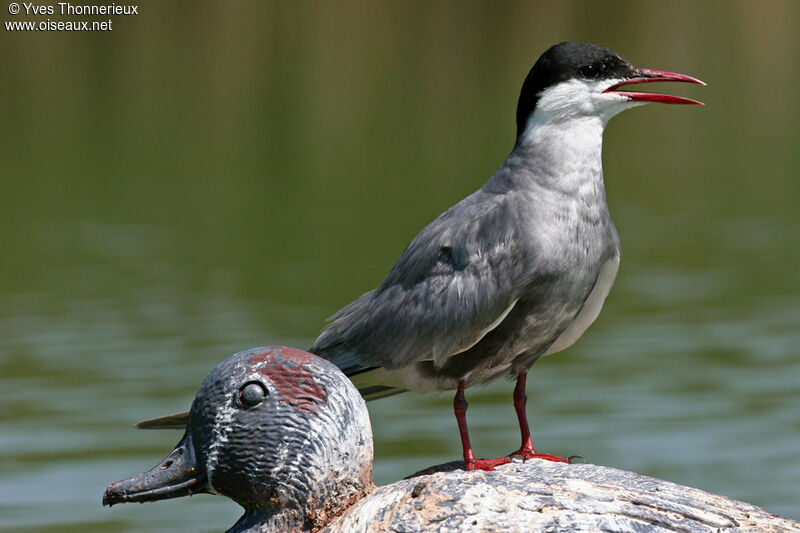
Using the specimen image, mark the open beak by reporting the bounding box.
[102,432,211,506]
[605,68,705,105]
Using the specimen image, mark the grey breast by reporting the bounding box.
[408,172,620,387]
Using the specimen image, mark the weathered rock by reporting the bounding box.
[326,459,798,533]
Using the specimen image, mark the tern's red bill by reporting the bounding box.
[605,68,706,105]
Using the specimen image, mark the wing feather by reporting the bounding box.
[311,190,526,374]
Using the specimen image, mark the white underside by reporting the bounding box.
[543,254,619,356]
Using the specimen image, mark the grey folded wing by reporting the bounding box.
[311,195,525,375]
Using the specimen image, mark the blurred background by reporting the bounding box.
[1,1,799,531]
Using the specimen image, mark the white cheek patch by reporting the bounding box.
[531,78,640,127]
[532,79,593,122]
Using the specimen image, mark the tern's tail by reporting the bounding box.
[310,340,407,401]
[346,366,407,401]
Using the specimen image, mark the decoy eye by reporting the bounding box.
[580,64,600,79]
[238,381,268,408]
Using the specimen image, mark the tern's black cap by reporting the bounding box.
[515,42,637,140]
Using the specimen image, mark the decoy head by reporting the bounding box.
[103,346,374,531]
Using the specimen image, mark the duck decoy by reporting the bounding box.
[105,346,797,532]
[105,346,374,531]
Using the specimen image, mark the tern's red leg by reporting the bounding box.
[454,379,511,471]
[509,372,569,463]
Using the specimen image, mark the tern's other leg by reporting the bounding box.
[509,372,569,463]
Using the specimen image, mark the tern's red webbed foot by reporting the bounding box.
[508,446,571,464]
[464,456,513,472]
[508,434,570,463]
[466,449,571,471]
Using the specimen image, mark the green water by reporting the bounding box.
[2,1,799,530]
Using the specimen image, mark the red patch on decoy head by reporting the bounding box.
[247,346,329,415]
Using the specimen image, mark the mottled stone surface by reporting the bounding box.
[325,459,799,533]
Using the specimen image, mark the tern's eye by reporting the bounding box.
[238,381,268,408]
[580,64,600,79]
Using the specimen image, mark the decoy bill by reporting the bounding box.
[310,41,704,470]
